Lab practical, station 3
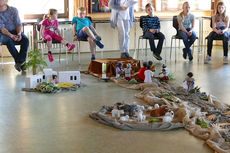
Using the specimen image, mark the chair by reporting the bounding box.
[137,16,162,60]
[203,17,230,62]
[170,15,199,62]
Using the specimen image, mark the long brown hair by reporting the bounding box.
[179,2,189,22]
[215,1,227,22]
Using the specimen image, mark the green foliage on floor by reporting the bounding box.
[25,50,47,74]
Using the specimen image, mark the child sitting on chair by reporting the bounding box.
[142,3,165,61]
[72,7,104,60]
[40,9,75,62]
[177,2,196,61]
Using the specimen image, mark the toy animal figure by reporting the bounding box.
[154,104,159,109]
[120,115,130,121]
[112,109,124,117]
[159,64,169,80]
[99,106,113,114]
[124,104,137,117]
[137,110,146,122]
[136,105,145,112]
[150,105,168,117]
[124,63,132,80]
[163,110,174,123]
[116,62,123,78]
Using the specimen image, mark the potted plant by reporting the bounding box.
[25,50,48,75]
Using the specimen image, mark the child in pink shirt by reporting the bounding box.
[40,9,75,62]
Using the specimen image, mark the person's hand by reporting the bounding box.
[187,31,192,36]
[149,29,156,34]
[220,30,224,35]
[10,34,18,41]
[73,36,78,41]
[216,30,222,34]
[120,6,128,10]
[155,29,159,33]
[134,18,138,22]
[16,33,22,41]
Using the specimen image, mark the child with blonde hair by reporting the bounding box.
[40,9,75,62]
[205,1,229,64]
[177,2,196,61]
[72,7,104,60]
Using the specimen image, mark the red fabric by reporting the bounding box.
[162,76,169,80]
[138,67,147,81]
[125,77,131,81]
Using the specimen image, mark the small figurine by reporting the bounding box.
[148,60,155,72]
[150,105,168,117]
[124,63,132,80]
[163,110,174,123]
[124,104,137,117]
[116,62,123,78]
[154,104,159,109]
[144,65,154,83]
[183,72,195,91]
[159,64,169,80]
[52,75,58,84]
[137,110,146,122]
[137,62,148,83]
[112,109,124,117]
[120,115,130,121]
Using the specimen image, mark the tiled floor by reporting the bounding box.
[1,46,229,153]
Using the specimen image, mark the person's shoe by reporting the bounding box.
[14,63,22,72]
[95,36,101,41]
[48,52,54,62]
[91,55,96,60]
[183,48,187,59]
[121,52,127,58]
[204,55,211,64]
[94,40,104,49]
[20,62,26,71]
[187,49,193,61]
[124,52,132,59]
[67,43,75,52]
[223,56,228,64]
[153,52,162,60]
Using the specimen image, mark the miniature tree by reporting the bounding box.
[25,50,48,75]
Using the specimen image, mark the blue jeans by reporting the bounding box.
[178,29,196,54]
[144,31,165,55]
[0,31,29,64]
[207,31,229,57]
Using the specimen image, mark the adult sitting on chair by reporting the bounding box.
[0,0,29,72]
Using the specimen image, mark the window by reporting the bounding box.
[157,0,211,11]
[132,0,212,12]
[9,0,69,19]
[70,76,73,80]
[74,76,77,80]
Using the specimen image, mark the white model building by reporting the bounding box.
[58,71,80,84]
[25,74,43,88]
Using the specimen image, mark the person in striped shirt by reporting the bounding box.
[142,3,165,60]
